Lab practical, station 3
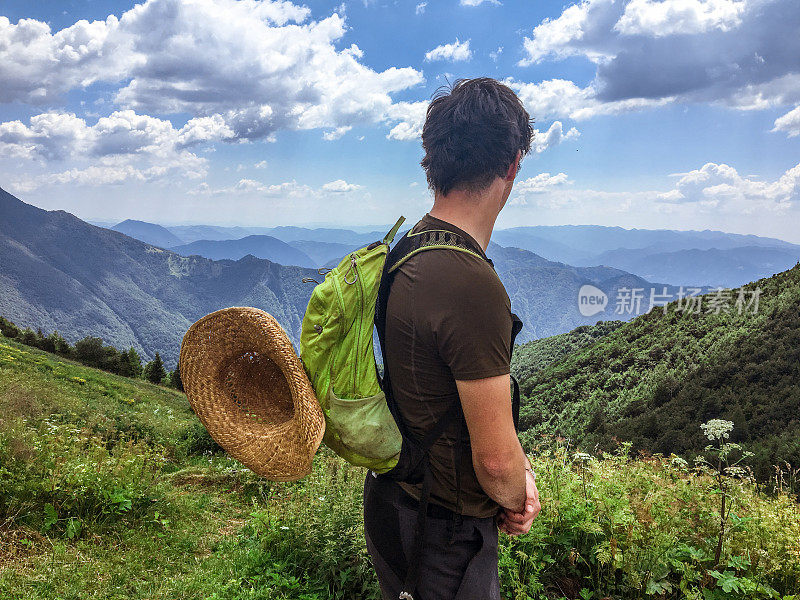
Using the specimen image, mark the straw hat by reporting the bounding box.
[179,307,325,481]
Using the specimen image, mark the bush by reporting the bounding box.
[0,416,167,536]
[240,453,380,600]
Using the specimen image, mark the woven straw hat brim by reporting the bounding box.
[179,307,325,481]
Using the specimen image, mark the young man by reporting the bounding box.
[364,78,541,600]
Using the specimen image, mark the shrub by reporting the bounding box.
[0,416,167,536]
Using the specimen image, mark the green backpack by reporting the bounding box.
[299,217,407,473]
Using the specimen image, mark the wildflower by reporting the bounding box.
[700,419,734,441]
[724,466,746,478]
[574,451,593,462]
[670,456,689,470]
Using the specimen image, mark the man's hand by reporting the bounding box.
[496,470,540,536]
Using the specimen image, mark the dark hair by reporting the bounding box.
[420,77,533,196]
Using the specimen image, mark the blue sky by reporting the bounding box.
[1,0,799,242]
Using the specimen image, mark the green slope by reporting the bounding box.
[2,334,800,598]
[511,320,624,383]
[517,263,800,479]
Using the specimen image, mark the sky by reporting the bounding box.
[0,0,799,242]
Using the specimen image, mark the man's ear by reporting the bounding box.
[504,150,522,182]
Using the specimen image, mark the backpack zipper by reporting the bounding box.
[352,254,365,397]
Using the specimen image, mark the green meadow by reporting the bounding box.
[1,336,799,599]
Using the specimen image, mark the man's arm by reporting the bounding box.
[456,373,528,512]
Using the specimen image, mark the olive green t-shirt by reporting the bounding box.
[385,213,513,518]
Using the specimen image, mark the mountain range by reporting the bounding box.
[1,188,682,364]
[0,188,316,367]
[170,235,317,268]
[493,225,800,289]
[103,218,800,288]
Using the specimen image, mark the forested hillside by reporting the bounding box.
[511,320,624,383]
[516,263,800,479]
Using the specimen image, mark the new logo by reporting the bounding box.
[577,284,608,317]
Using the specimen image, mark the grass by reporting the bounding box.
[1,336,800,599]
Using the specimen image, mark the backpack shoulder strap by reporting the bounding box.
[386,227,487,274]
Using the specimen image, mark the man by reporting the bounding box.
[364,77,541,600]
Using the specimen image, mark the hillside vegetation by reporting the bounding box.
[512,320,624,383]
[2,335,800,599]
[516,263,800,480]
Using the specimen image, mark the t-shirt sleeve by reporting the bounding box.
[427,255,513,380]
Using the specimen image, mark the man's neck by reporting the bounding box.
[428,188,503,252]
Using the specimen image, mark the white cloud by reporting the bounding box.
[385,101,429,141]
[517,0,800,114]
[515,172,570,192]
[322,126,352,141]
[532,121,580,153]
[322,179,363,192]
[490,46,503,62]
[772,105,800,137]
[191,177,364,197]
[506,77,672,121]
[0,110,227,159]
[614,0,746,37]
[460,0,501,6]
[424,39,472,62]
[193,178,315,197]
[0,110,211,189]
[0,14,132,104]
[415,2,427,15]
[657,161,799,212]
[508,173,571,206]
[254,160,268,168]
[0,0,424,140]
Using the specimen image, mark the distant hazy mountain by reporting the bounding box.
[111,219,183,248]
[487,243,691,340]
[164,223,383,247]
[171,235,317,268]
[288,240,356,268]
[496,225,797,259]
[265,225,382,246]
[167,224,280,244]
[587,245,800,288]
[0,188,316,366]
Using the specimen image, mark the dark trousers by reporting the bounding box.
[363,472,502,600]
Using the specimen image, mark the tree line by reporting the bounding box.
[0,316,183,390]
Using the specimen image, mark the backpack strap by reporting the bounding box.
[376,221,518,600]
[386,228,486,274]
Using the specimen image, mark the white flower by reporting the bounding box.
[724,466,746,478]
[700,419,734,441]
[573,451,593,462]
[670,456,689,470]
